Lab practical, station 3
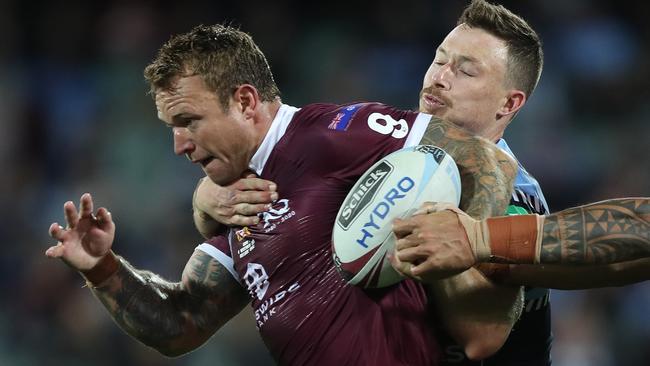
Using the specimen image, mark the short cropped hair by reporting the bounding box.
[458,0,543,97]
[144,24,280,110]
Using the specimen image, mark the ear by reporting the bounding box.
[497,89,526,119]
[233,84,260,119]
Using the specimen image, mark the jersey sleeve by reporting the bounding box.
[195,234,240,282]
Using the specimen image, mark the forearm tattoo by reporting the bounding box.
[90,251,248,355]
[540,198,650,264]
[420,117,516,219]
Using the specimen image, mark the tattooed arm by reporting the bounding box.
[392,117,522,360]
[90,250,248,356]
[422,198,650,269]
[483,258,650,290]
[45,194,249,356]
[537,198,650,264]
[471,198,650,289]
[419,117,516,217]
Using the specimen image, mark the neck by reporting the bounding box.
[484,118,510,143]
[253,98,283,153]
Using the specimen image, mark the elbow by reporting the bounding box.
[158,348,187,358]
[149,340,196,358]
[463,332,508,361]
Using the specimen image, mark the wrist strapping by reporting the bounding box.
[81,251,121,288]
[485,214,545,264]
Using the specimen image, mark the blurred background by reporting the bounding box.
[1,0,649,365]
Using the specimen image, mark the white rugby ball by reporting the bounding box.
[332,145,461,288]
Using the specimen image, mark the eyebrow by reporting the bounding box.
[160,112,197,128]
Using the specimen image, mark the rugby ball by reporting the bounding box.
[332,145,461,288]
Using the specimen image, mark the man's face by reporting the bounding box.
[155,75,254,185]
[420,24,511,138]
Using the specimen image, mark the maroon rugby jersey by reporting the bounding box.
[197,103,440,365]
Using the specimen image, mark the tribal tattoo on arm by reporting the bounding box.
[90,250,249,356]
[540,198,650,264]
[420,116,517,219]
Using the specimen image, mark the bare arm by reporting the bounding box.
[45,193,249,357]
[478,199,650,288]
[488,258,650,290]
[538,198,650,264]
[420,117,516,217]
[406,117,521,360]
[89,250,249,356]
[469,198,650,266]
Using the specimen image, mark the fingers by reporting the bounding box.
[388,250,420,280]
[393,218,416,238]
[63,201,79,228]
[231,190,278,205]
[412,202,436,216]
[410,260,440,277]
[47,223,67,258]
[95,207,114,231]
[45,243,65,258]
[395,233,420,250]
[230,177,277,193]
[230,214,261,227]
[412,201,458,216]
[49,222,66,240]
[79,193,94,218]
[395,247,425,263]
[232,202,272,216]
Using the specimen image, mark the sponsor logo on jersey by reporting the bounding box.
[259,198,296,233]
[328,104,362,131]
[238,239,255,258]
[235,227,251,241]
[254,282,301,329]
[244,262,270,300]
[338,161,393,229]
[356,176,415,248]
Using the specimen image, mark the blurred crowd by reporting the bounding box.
[1,0,649,365]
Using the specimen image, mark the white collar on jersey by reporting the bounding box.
[249,104,300,175]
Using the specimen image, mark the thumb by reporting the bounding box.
[45,243,65,258]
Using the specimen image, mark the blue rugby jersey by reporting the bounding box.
[441,139,552,366]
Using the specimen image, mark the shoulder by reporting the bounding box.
[285,102,421,146]
[472,137,518,184]
[292,102,415,126]
[491,145,517,182]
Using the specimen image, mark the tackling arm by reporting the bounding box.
[475,198,650,289]
[481,258,650,290]
[469,198,650,265]
[87,250,249,357]
[415,117,522,360]
[193,175,277,238]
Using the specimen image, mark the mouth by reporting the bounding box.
[422,93,447,111]
[187,153,215,168]
[198,157,214,168]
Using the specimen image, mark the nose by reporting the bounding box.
[173,127,196,157]
[432,64,452,91]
